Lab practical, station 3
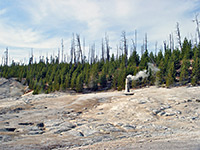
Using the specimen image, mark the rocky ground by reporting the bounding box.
[0,78,200,149]
[0,78,24,99]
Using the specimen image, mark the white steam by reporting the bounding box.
[126,63,160,81]
[147,63,160,73]
[127,70,148,81]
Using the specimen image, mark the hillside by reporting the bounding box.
[0,78,25,99]
[1,38,200,94]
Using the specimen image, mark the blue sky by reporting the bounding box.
[0,0,200,64]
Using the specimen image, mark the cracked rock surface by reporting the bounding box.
[0,85,200,150]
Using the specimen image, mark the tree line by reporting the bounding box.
[1,31,200,94]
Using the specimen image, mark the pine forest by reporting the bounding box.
[1,28,200,94]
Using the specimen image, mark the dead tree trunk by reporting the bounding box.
[76,34,83,63]
[101,38,105,62]
[131,30,137,53]
[131,39,134,55]
[70,34,76,65]
[2,56,4,66]
[93,43,95,63]
[105,34,110,62]
[70,42,73,64]
[195,33,198,46]
[169,33,174,51]
[176,22,182,51]
[57,48,60,64]
[145,33,148,51]
[31,48,33,64]
[163,41,167,51]
[29,48,34,65]
[61,39,64,63]
[141,39,144,56]
[4,47,8,66]
[90,44,95,64]
[155,41,157,55]
[193,14,200,44]
[83,38,85,63]
[119,42,123,56]
[122,31,128,68]
[116,45,119,59]
[169,34,172,50]
[135,30,137,51]
[64,54,66,63]
[88,45,91,64]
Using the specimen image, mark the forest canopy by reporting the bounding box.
[1,30,200,94]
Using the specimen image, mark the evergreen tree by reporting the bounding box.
[166,61,176,87]
[155,58,165,86]
[71,72,77,89]
[191,57,200,85]
[88,64,99,90]
[65,74,71,88]
[181,38,192,59]
[164,48,172,76]
[149,52,155,64]
[76,73,83,92]
[148,69,155,85]
[156,50,163,65]
[128,50,139,66]
[112,70,118,89]
[193,45,200,60]
[117,63,126,91]
[179,57,190,84]
[139,50,149,70]
[99,71,107,88]
[126,65,135,76]
[171,48,181,70]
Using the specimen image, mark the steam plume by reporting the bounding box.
[126,63,160,81]
[147,63,160,73]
